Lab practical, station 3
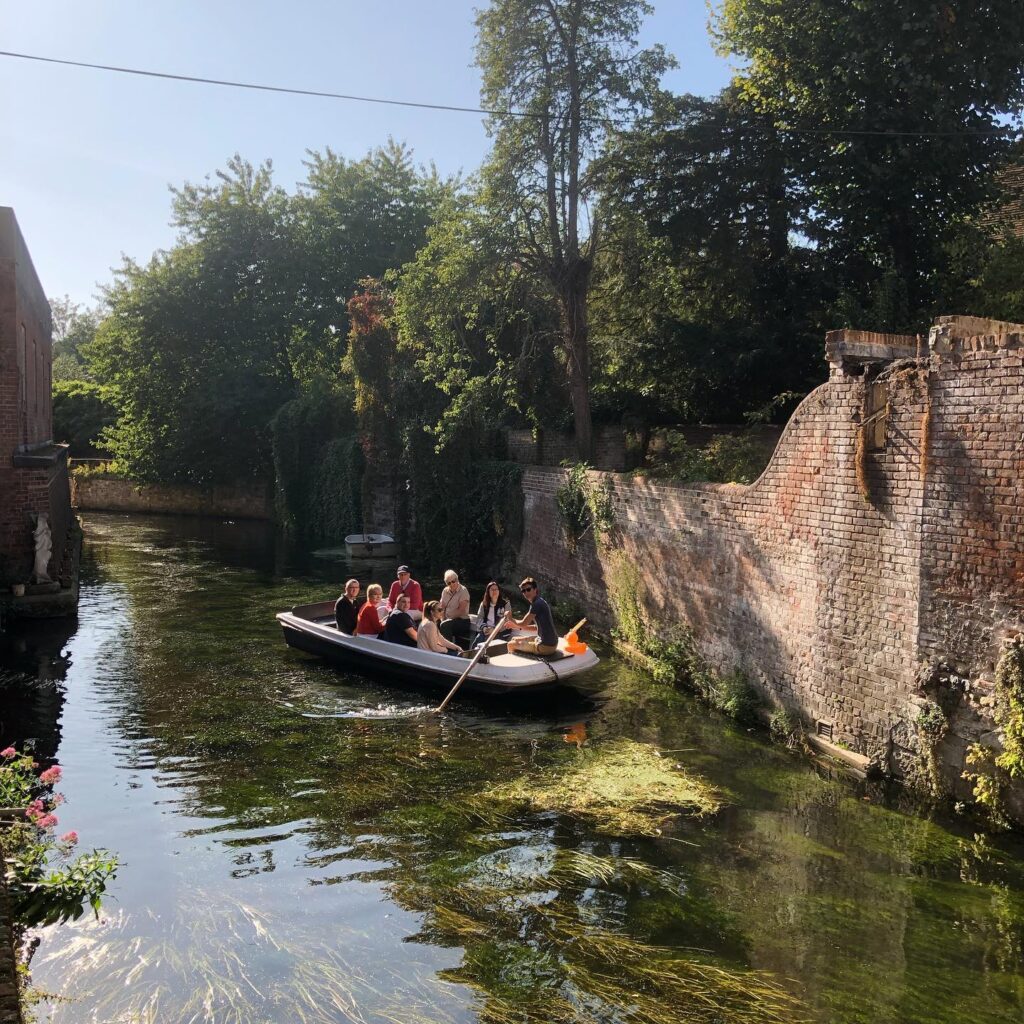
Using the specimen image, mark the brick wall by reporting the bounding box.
[0,208,72,591]
[517,317,1024,808]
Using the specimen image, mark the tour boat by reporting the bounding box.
[276,600,600,699]
[344,533,399,558]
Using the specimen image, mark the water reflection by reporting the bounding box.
[0,513,1020,1024]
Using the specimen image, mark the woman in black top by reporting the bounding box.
[382,593,418,647]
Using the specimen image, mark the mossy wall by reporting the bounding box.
[517,318,1024,823]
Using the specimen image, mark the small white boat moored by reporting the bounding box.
[344,533,399,558]
[277,600,600,700]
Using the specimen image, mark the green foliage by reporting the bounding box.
[88,157,300,485]
[0,750,118,929]
[994,637,1024,781]
[307,436,365,545]
[475,0,674,457]
[49,295,100,382]
[270,390,357,539]
[768,707,801,747]
[70,460,125,480]
[52,380,117,456]
[963,744,1009,830]
[596,91,825,423]
[648,433,770,485]
[713,0,1024,326]
[392,190,567,446]
[555,464,615,551]
[402,442,525,579]
[915,700,950,797]
[86,146,444,488]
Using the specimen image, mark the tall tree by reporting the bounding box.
[475,0,672,458]
[593,88,825,422]
[713,0,1024,327]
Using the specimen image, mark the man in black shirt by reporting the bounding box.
[506,577,559,656]
[334,579,363,634]
[383,593,418,647]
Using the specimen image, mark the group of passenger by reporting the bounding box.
[334,565,559,657]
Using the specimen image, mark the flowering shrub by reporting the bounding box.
[0,747,118,928]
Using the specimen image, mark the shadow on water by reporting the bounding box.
[0,512,1021,1024]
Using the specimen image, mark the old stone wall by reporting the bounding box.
[505,426,632,471]
[73,477,273,520]
[518,317,1024,805]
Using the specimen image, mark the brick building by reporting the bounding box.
[0,207,74,609]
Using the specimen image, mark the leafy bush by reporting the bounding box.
[649,432,770,485]
[52,380,117,457]
[270,390,357,538]
[556,464,616,552]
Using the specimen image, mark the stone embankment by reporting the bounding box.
[72,476,272,520]
[518,316,1024,816]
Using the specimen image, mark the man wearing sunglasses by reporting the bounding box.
[505,577,559,657]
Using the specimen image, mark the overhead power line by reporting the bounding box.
[0,49,1020,139]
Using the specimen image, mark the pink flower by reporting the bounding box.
[27,798,45,813]
[39,766,62,784]
[59,831,79,845]
[35,813,58,829]
[0,747,16,759]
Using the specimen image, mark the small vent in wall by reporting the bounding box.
[816,720,834,741]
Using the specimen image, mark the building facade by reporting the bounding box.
[0,207,74,608]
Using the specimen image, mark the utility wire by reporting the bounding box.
[0,48,1020,139]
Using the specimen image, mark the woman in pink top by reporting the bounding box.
[417,601,462,656]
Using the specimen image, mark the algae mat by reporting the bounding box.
[489,738,722,836]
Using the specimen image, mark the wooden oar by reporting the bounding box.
[433,618,508,714]
[565,617,587,637]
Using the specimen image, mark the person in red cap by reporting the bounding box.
[388,566,423,622]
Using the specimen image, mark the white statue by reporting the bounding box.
[32,514,52,583]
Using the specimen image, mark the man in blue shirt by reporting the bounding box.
[505,577,559,657]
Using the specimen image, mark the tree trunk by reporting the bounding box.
[558,258,593,462]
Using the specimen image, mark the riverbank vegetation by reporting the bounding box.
[50,1,1024,521]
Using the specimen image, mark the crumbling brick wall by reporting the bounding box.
[518,317,1024,806]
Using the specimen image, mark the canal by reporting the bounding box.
[2,512,1023,1024]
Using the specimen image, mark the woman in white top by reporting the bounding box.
[417,601,462,656]
[439,569,472,648]
[474,581,512,645]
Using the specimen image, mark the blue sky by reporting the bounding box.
[0,1,732,307]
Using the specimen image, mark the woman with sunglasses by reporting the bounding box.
[505,577,559,657]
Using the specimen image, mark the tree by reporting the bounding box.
[475,0,672,458]
[87,157,301,484]
[393,189,566,447]
[49,296,100,381]
[713,0,1024,327]
[292,140,450,385]
[593,89,825,422]
[52,380,117,456]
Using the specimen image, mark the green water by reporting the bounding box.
[2,513,1022,1024]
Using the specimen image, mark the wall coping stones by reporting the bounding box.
[929,314,1024,358]
[825,329,921,373]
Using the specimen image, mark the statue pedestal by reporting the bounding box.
[25,581,61,596]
